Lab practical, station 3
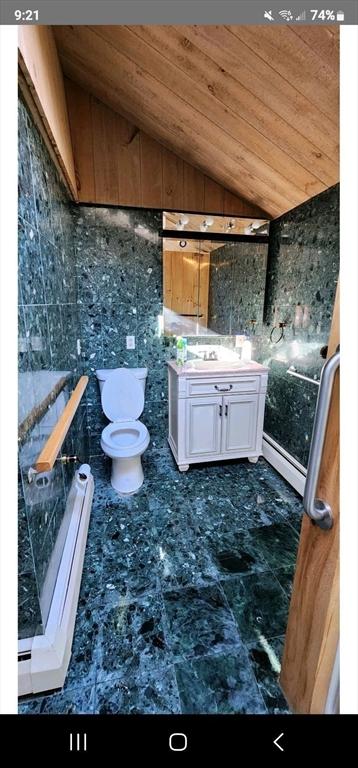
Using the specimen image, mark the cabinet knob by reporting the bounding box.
[225,404,228,416]
[219,404,223,417]
[214,384,233,392]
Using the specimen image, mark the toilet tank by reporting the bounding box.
[95,367,148,396]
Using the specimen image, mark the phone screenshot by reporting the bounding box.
[0,0,357,756]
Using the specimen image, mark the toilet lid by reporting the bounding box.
[101,368,144,422]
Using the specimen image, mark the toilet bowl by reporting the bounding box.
[96,367,150,495]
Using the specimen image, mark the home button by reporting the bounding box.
[169,733,188,751]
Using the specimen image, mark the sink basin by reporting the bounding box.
[168,357,268,377]
[186,359,246,370]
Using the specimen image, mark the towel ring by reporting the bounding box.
[270,324,285,343]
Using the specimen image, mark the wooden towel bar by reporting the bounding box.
[34,375,88,473]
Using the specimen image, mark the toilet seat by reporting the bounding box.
[101,418,149,458]
[101,368,144,422]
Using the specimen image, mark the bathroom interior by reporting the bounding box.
[17,24,340,715]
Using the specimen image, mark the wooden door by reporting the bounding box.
[163,250,210,335]
[221,394,258,454]
[186,396,222,457]
[280,281,340,713]
[163,250,199,317]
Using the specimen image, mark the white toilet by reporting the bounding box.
[96,367,150,495]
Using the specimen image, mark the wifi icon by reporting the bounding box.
[279,9,293,20]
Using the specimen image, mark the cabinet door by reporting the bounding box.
[186,396,222,457]
[222,395,258,454]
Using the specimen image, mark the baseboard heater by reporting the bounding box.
[262,433,306,497]
[18,465,94,697]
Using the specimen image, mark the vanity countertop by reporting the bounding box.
[167,359,269,377]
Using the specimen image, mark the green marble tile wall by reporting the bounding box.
[18,97,88,639]
[208,241,268,335]
[72,206,174,456]
[73,188,338,472]
[252,184,339,467]
[73,207,252,457]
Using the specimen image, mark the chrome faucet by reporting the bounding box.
[203,349,217,361]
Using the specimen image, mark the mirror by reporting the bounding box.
[162,213,269,336]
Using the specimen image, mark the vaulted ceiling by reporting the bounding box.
[54,25,339,218]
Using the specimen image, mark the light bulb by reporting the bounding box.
[200,216,214,232]
[176,214,189,231]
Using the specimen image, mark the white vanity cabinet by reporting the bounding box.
[167,360,268,471]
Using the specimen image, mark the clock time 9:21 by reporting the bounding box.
[15,9,39,21]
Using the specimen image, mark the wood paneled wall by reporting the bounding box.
[18,27,77,199]
[65,78,267,216]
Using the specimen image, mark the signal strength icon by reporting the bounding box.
[295,10,306,20]
[279,9,294,21]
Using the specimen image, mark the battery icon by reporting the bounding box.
[336,11,345,21]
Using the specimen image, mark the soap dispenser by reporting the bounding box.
[176,336,187,365]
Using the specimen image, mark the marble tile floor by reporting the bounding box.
[19,446,302,715]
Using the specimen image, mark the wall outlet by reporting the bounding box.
[30,335,44,351]
[126,335,135,350]
[235,335,246,348]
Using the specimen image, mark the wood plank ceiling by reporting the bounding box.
[54,25,339,218]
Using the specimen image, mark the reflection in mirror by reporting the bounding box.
[163,239,211,336]
[162,213,269,337]
[208,241,268,335]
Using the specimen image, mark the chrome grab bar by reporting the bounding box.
[303,350,340,530]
